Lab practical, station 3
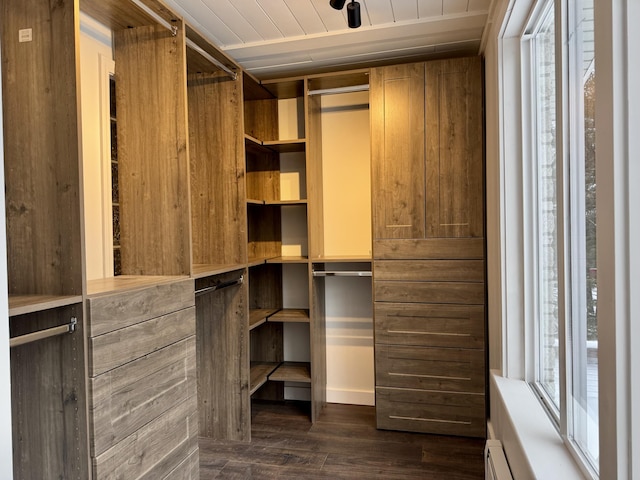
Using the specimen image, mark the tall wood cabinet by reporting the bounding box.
[371,56,486,437]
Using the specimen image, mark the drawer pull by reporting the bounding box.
[388,372,471,381]
[387,330,470,337]
[389,415,471,426]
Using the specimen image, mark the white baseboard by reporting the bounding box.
[326,387,375,406]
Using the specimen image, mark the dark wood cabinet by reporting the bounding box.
[371,56,486,438]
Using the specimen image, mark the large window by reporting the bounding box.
[528,0,598,475]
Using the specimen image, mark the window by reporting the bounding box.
[528,0,598,475]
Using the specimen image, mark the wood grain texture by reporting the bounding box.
[200,402,485,479]
[307,93,325,258]
[81,0,179,32]
[188,72,247,267]
[9,305,89,480]
[376,387,485,437]
[246,148,280,202]
[370,63,426,240]
[248,205,282,261]
[87,278,194,336]
[375,344,485,393]
[244,98,278,141]
[90,337,196,456]
[2,0,83,297]
[374,280,485,305]
[269,308,310,323]
[89,306,195,377]
[93,395,198,479]
[310,269,326,423]
[114,24,191,276]
[374,303,485,349]
[269,362,311,383]
[373,238,484,260]
[196,271,250,441]
[165,448,199,480]
[250,322,284,401]
[425,56,484,238]
[374,259,485,282]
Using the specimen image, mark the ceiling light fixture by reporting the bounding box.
[330,0,361,29]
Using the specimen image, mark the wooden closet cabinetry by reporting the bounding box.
[371,57,486,437]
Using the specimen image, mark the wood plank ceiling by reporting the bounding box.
[165,0,496,78]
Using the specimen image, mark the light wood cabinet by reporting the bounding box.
[371,56,486,438]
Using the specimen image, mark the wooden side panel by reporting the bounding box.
[1,0,83,296]
[246,150,280,202]
[114,24,190,276]
[307,93,325,259]
[89,306,196,376]
[376,388,485,437]
[93,395,199,479]
[375,345,485,393]
[90,337,197,456]
[196,272,250,441]
[87,279,194,336]
[164,448,200,480]
[373,238,484,260]
[244,98,278,141]
[374,303,485,349]
[371,63,425,240]
[374,259,484,282]
[247,205,282,260]
[188,72,247,266]
[310,271,327,422]
[425,57,484,238]
[374,281,484,305]
[9,305,89,480]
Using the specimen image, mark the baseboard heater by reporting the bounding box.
[485,440,513,480]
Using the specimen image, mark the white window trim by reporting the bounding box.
[485,0,640,478]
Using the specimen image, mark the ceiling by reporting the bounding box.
[163,0,496,79]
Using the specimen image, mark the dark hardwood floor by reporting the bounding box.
[199,401,486,479]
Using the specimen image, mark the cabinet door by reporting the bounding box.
[371,63,425,240]
[425,57,484,238]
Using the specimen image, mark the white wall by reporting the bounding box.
[0,40,15,479]
[321,91,374,406]
[79,14,114,281]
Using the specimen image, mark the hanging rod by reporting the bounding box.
[307,84,369,96]
[195,275,244,296]
[312,270,372,277]
[130,0,178,36]
[185,38,238,80]
[10,317,77,348]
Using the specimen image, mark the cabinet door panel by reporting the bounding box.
[425,57,484,238]
[371,63,425,240]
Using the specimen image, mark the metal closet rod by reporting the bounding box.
[195,275,244,296]
[312,270,372,277]
[10,317,77,348]
[307,84,369,96]
[130,0,238,81]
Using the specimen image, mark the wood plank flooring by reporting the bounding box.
[199,401,485,479]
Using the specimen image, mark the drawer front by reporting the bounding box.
[374,302,484,348]
[90,306,195,376]
[375,344,484,393]
[376,387,485,437]
[373,238,484,260]
[93,394,198,480]
[374,280,484,305]
[374,259,484,282]
[87,279,195,337]
[90,337,196,456]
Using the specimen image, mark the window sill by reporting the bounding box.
[489,370,587,479]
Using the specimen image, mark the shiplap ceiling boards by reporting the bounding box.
[165,0,495,78]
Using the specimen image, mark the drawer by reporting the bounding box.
[93,394,198,479]
[374,259,484,282]
[89,306,195,376]
[374,280,484,304]
[90,337,196,456]
[87,279,195,337]
[374,303,484,348]
[376,387,485,437]
[373,238,484,260]
[375,344,484,393]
